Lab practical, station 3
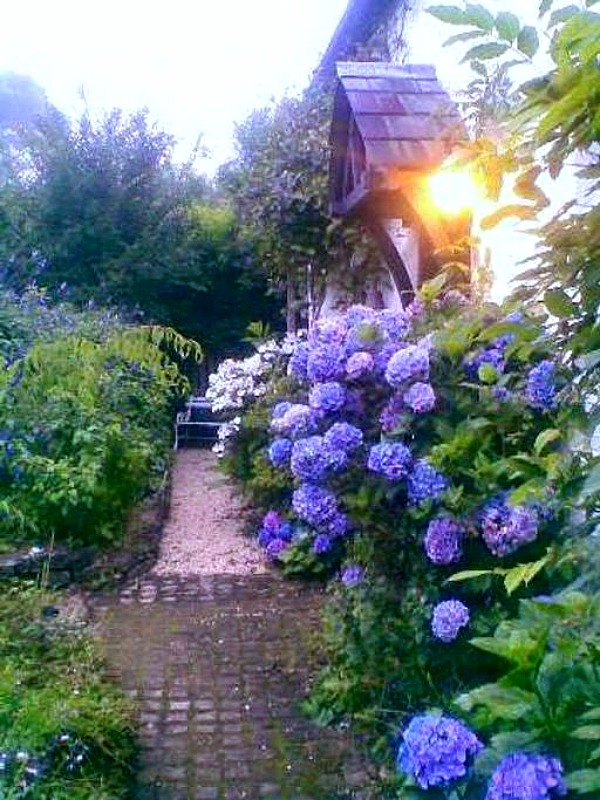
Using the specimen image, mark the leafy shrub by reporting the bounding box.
[0,291,199,549]
[222,287,598,793]
[0,583,136,799]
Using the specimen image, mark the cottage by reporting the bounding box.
[323,60,471,314]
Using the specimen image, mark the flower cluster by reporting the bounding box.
[403,381,436,414]
[290,436,346,482]
[212,415,241,457]
[308,381,346,414]
[424,517,464,564]
[367,442,412,481]
[485,752,566,800]
[256,511,294,561]
[407,460,448,505]
[432,599,470,642]
[267,437,293,468]
[385,345,429,387]
[526,361,557,411]
[397,714,483,789]
[481,498,539,557]
[206,337,299,413]
[292,483,340,529]
[341,564,364,587]
[323,422,363,453]
[271,403,319,439]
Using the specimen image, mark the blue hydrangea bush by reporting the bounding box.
[217,286,599,797]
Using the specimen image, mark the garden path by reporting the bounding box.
[92,450,368,800]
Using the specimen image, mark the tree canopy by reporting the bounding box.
[0,100,280,360]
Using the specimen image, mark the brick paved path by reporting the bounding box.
[92,454,368,800]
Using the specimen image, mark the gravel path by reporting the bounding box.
[152,449,266,576]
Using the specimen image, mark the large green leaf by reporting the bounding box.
[427,4,468,24]
[444,29,487,46]
[517,25,540,56]
[544,288,577,317]
[567,768,600,794]
[534,429,561,454]
[464,3,495,30]
[480,204,538,229]
[549,4,581,27]
[462,42,511,62]
[503,552,553,595]
[456,683,540,720]
[495,11,521,42]
[582,463,600,497]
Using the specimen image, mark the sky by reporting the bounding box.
[0,0,561,300]
[0,0,348,170]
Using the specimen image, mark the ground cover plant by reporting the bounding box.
[0,582,136,799]
[0,288,200,550]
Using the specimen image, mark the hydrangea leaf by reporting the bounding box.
[503,551,552,595]
[566,768,600,794]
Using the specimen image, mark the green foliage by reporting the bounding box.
[454,592,600,794]
[0,294,197,548]
[219,90,384,329]
[428,2,600,398]
[0,583,136,798]
[0,105,279,359]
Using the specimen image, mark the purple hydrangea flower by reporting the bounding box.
[310,316,348,346]
[290,436,346,482]
[272,401,292,421]
[367,442,412,481]
[380,394,404,433]
[258,527,276,548]
[407,460,448,505]
[324,422,363,454]
[309,382,346,414]
[385,345,429,388]
[268,437,293,468]
[346,351,375,379]
[327,512,348,538]
[425,517,464,565]
[292,483,338,528]
[277,522,294,543]
[403,382,436,414]
[307,344,346,382]
[485,752,566,800]
[265,537,289,561]
[341,564,364,587]
[397,714,483,789]
[312,533,333,554]
[432,600,470,642]
[376,309,410,341]
[526,361,556,410]
[344,304,377,327]
[482,500,539,557]
[288,343,310,381]
[345,320,385,355]
[272,404,319,439]
[375,342,402,375]
[465,347,505,380]
[405,298,425,320]
[258,512,293,548]
[492,386,512,402]
[262,510,281,533]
